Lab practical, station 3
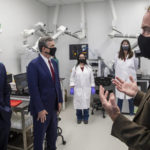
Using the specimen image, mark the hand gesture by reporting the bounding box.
[112,76,138,97]
[99,85,120,121]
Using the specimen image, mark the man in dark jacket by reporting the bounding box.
[0,63,11,150]
[99,7,150,150]
[27,36,63,150]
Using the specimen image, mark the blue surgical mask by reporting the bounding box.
[122,45,129,51]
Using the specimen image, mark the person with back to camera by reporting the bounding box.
[99,7,150,150]
[0,63,11,150]
[70,53,95,124]
[115,39,138,115]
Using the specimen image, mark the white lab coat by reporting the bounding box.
[115,54,138,99]
[70,65,95,109]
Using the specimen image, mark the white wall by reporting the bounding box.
[0,0,49,74]
[0,0,149,89]
[48,0,149,91]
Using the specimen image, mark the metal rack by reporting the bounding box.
[8,100,33,150]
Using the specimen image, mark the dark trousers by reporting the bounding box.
[76,109,89,121]
[0,109,11,150]
[33,111,57,150]
[117,98,134,115]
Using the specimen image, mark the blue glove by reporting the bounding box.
[91,87,95,95]
[70,88,74,95]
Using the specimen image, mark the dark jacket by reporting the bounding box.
[111,89,150,150]
[27,55,63,116]
[0,63,10,110]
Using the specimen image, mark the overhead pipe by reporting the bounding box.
[80,1,86,39]
[53,4,60,33]
[108,0,139,40]
[65,31,81,39]
[109,0,117,28]
[111,34,139,39]
[70,2,86,40]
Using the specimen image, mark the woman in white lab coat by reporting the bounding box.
[70,53,95,124]
[115,39,138,115]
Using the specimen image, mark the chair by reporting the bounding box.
[57,117,66,145]
[91,77,113,118]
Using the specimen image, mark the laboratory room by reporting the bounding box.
[1,0,150,150]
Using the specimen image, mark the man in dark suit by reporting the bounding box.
[99,7,150,150]
[0,63,11,150]
[27,36,63,150]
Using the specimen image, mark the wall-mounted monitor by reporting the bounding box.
[69,44,88,60]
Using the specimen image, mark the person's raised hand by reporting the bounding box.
[112,76,138,97]
[99,85,120,121]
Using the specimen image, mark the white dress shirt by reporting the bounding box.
[40,54,54,76]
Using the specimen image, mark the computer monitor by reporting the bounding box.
[69,44,88,60]
[95,77,111,86]
[14,73,28,94]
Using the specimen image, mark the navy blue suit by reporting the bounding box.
[0,63,11,150]
[27,55,63,150]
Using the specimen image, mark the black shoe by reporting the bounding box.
[77,120,82,124]
[84,120,88,124]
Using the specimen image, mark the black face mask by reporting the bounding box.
[138,34,150,59]
[78,59,86,64]
[122,45,129,51]
[45,47,57,56]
